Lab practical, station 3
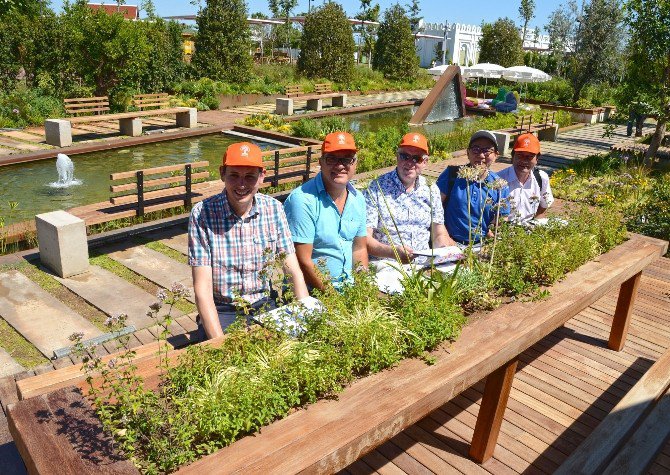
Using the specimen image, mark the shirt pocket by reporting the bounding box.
[340,218,359,241]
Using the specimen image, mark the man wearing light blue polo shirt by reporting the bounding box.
[284,131,368,291]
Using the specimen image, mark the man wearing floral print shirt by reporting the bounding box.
[365,132,454,263]
[188,142,308,340]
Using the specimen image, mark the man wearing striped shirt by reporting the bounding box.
[188,142,308,339]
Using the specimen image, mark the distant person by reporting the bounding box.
[188,142,308,340]
[436,130,510,244]
[284,131,368,291]
[365,132,453,262]
[498,133,554,223]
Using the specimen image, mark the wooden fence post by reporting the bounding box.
[305,147,312,183]
[273,150,280,188]
[185,164,192,209]
[136,170,144,217]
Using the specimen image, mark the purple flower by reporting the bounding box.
[157,289,168,302]
[12,108,19,114]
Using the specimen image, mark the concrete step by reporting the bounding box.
[53,265,182,330]
[107,246,194,303]
[0,270,101,358]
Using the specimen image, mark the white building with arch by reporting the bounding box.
[416,21,552,68]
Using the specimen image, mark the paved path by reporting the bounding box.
[224,90,430,116]
[107,246,195,303]
[54,265,180,329]
[0,270,101,358]
[0,349,24,379]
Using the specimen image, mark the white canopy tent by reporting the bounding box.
[502,66,552,103]
[462,63,505,98]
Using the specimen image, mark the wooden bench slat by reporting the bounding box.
[64,96,109,103]
[110,181,212,205]
[601,391,670,475]
[261,145,312,156]
[110,171,211,193]
[555,347,670,475]
[110,161,209,181]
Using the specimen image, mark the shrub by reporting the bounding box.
[297,2,355,83]
[372,4,419,81]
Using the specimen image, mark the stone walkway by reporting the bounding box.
[222,90,430,116]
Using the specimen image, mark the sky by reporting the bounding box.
[50,1,569,33]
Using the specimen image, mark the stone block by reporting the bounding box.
[44,119,73,147]
[119,117,142,137]
[35,211,89,278]
[276,98,294,115]
[306,98,323,111]
[332,94,347,108]
[538,124,559,142]
[176,108,197,128]
[492,131,511,157]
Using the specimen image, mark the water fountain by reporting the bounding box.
[49,153,82,188]
[410,65,466,125]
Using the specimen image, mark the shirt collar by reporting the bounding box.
[220,191,260,220]
[392,168,424,191]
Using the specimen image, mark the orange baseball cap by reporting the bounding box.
[399,132,429,154]
[322,131,357,154]
[223,142,264,168]
[513,133,541,155]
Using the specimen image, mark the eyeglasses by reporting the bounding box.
[469,146,497,158]
[398,152,428,164]
[323,155,356,166]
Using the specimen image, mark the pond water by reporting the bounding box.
[0,107,475,225]
[0,134,278,225]
[343,106,474,135]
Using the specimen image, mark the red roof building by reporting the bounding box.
[87,3,139,20]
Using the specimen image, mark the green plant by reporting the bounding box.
[372,4,419,81]
[297,2,355,83]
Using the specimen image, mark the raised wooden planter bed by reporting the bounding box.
[7,234,667,474]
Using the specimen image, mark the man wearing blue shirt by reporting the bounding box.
[284,131,368,291]
[436,130,510,244]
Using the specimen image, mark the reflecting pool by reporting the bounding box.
[0,134,278,225]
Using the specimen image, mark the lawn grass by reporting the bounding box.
[0,317,48,368]
[141,239,188,265]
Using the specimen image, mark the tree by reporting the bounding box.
[372,4,419,81]
[621,0,670,162]
[518,0,535,45]
[192,0,252,83]
[354,0,380,66]
[570,0,624,102]
[269,0,298,60]
[406,0,422,34]
[545,1,577,76]
[296,2,355,83]
[478,17,524,68]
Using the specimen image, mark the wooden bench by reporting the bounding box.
[556,346,670,475]
[108,161,211,217]
[6,234,667,474]
[45,94,197,147]
[493,111,559,155]
[260,145,320,188]
[64,96,110,116]
[276,82,347,115]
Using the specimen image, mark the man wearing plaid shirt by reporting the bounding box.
[188,142,308,340]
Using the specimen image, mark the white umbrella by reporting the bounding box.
[465,63,505,98]
[502,66,551,103]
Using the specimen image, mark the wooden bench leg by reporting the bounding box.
[306,98,323,111]
[44,119,72,147]
[608,271,642,351]
[469,358,518,463]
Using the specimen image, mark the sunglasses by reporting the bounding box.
[469,146,497,157]
[323,155,356,166]
[398,152,428,164]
